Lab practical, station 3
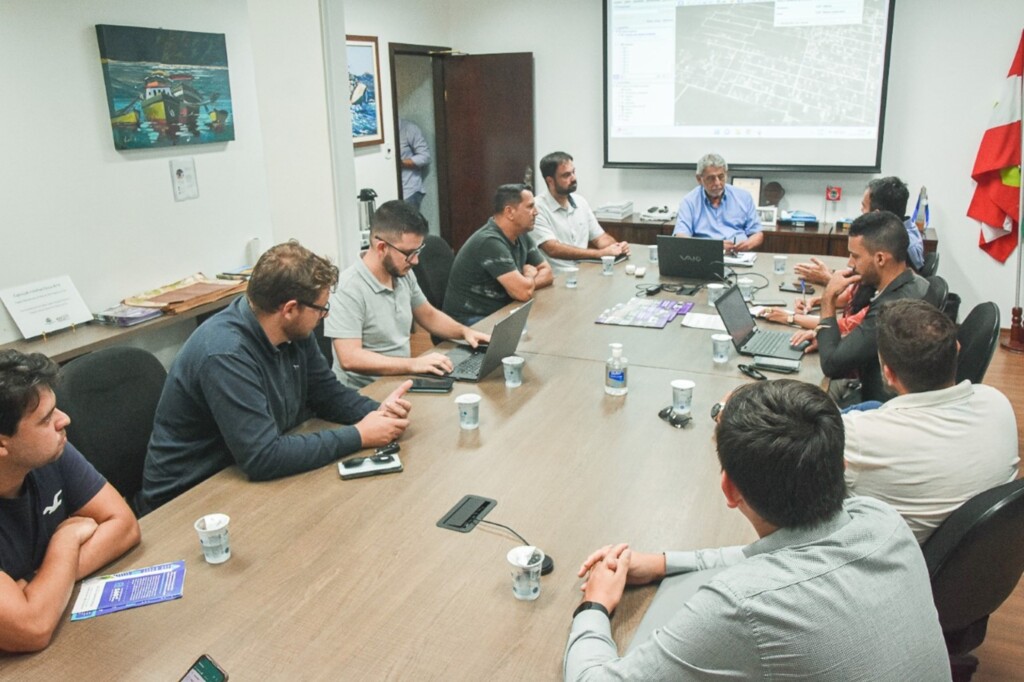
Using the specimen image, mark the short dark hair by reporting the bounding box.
[246,240,339,314]
[715,380,846,529]
[370,200,428,240]
[493,183,532,214]
[539,152,573,181]
[0,350,60,436]
[878,299,958,392]
[867,176,910,217]
[848,210,909,263]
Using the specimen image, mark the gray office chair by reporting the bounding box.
[924,275,949,311]
[922,478,1024,681]
[57,346,167,515]
[956,303,1000,384]
[919,251,940,278]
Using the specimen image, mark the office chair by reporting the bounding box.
[919,251,940,277]
[956,302,1000,384]
[412,234,455,311]
[921,478,1024,681]
[57,346,167,515]
[313,318,334,365]
[411,234,456,344]
[924,275,949,311]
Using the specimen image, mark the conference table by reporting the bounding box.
[4,251,846,680]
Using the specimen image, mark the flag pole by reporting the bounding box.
[1003,59,1024,353]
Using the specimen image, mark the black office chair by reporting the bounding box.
[57,346,167,515]
[924,275,949,311]
[313,318,334,365]
[412,234,456,345]
[412,234,455,311]
[922,478,1024,681]
[919,251,940,277]
[956,302,1000,384]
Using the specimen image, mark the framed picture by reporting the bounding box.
[756,205,778,227]
[346,35,384,147]
[731,176,762,205]
[95,24,235,150]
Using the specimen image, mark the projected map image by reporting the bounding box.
[674,0,888,128]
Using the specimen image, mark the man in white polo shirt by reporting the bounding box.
[532,151,629,273]
[326,200,489,388]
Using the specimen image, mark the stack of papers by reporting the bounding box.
[124,274,246,314]
[724,252,757,267]
[594,201,634,220]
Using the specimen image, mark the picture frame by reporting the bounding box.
[731,176,762,205]
[346,35,384,147]
[756,205,778,227]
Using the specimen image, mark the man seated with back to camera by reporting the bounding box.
[791,210,928,405]
[0,350,141,652]
[844,299,1019,544]
[326,200,489,388]
[138,241,412,514]
[672,152,763,252]
[563,380,950,680]
[442,183,554,326]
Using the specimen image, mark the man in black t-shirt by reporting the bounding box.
[0,350,141,652]
[443,183,554,325]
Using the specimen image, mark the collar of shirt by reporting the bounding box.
[742,505,853,560]
[238,296,287,354]
[539,188,576,213]
[880,380,974,411]
[355,253,397,294]
[702,186,731,209]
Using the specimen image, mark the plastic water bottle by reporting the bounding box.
[605,343,628,396]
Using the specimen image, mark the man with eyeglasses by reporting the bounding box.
[138,241,412,514]
[443,183,554,325]
[326,200,490,388]
[672,152,763,252]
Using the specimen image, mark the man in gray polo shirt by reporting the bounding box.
[326,201,489,388]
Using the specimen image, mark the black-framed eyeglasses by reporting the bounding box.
[299,300,331,317]
[658,406,692,429]
[375,236,425,263]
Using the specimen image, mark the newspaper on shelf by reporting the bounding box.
[124,273,246,314]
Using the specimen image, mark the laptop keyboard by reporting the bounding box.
[744,330,798,357]
[452,353,485,377]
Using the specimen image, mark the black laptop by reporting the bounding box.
[713,285,805,361]
[656,235,724,280]
[444,300,533,381]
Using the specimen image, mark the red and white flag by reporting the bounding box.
[968,30,1023,263]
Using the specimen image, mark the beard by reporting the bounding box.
[383,252,407,279]
[557,181,578,196]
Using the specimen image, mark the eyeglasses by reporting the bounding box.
[375,236,425,263]
[299,300,331,318]
[658,406,692,429]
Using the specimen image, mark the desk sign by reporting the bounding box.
[0,276,94,340]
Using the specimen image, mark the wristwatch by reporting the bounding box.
[787,314,795,325]
[573,601,611,619]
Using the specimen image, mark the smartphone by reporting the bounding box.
[180,654,228,682]
[409,376,454,393]
[779,283,815,295]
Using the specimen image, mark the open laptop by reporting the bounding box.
[444,299,533,381]
[713,284,806,361]
[656,235,724,281]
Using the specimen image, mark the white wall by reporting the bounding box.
[0,0,276,352]
[443,0,1024,319]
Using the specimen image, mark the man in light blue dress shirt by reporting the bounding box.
[564,380,950,681]
[672,152,764,252]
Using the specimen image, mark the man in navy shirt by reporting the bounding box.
[0,350,141,652]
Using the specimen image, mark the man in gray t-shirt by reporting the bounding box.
[326,201,489,388]
[442,184,554,325]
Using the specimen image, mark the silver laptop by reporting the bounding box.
[444,300,533,381]
[713,285,806,361]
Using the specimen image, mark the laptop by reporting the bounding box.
[656,235,724,280]
[443,300,533,381]
[713,284,806,361]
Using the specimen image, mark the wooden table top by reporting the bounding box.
[3,249,841,680]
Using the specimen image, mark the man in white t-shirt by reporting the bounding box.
[844,299,1019,543]
[532,151,629,273]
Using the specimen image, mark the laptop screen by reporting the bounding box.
[714,284,756,348]
[655,236,725,280]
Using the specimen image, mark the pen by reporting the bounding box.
[800,279,807,310]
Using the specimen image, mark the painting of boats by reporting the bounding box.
[96,24,235,150]
[346,35,384,147]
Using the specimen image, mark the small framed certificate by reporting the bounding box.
[0,276,93,339]
[731,176,762,204]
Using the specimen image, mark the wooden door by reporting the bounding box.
[433,53,534,252]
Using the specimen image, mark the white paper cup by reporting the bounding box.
[455,393,481,430]
[502,356,524,387]
[564,266,579,288]
[738,277,754,302]
[194,513,231,564]
[706,282,725,306]
[601,255,615,275]
[507,545,544,601]
[670,379,696,415]
[711,334,732,364]
[773,254,787,275]
[649,244,659,263]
